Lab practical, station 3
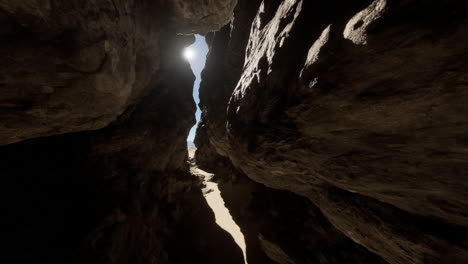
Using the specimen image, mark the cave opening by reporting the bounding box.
[184,35,248,263]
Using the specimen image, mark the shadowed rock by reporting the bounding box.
[196,0,468,263]
[0,0,238,145]
[0,1,244,263]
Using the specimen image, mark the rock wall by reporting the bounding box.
[196,0,468,263]
[2,0,468,263]
[195,146,388,264]
[0,0,236,145]
[0,1,244,264]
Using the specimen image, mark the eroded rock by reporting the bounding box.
[194,146,387,264]
[166,0,238,34]
[0,1,244,263]
[0,31,244,264]
[196,0,468,263]
[0,0,237,145]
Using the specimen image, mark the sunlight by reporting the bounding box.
[183,47,196,61]
[203,177,248,264]
[189,150,249,264]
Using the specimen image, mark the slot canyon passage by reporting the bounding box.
[0,0,468,263]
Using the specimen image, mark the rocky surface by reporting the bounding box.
[0,30,244,264]
[0,0,237,145]
[2,0,468,263]
[196,0,468,263]
[0,1,245,264]
[166,0,238,34]
[195,148,388,264]
[0,29,245,264]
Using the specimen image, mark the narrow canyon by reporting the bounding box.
[1,1,467,264]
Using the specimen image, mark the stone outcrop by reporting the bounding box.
[166,0,238,34]
[194,145,388,264]
[0,29,244,264]
[196,0,468,263]
[0,1,244,264]
[0,0,237,145]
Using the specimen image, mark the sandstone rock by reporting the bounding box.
[3,0,468,263]
[0,0,158,144]
[0,0,238,145]
[165,0,238,34]
[0,20,243,264]
[196,0,468,263]
[195,147,387,264]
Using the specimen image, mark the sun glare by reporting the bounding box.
[183,47,195,61]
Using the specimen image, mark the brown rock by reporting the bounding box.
[3,0,468,263]
[0,31,244,264]
[0,0,238,145]
[196,0,468,263]
[0,1,244,263]
[195,147,388,264]
[165,0,238,34]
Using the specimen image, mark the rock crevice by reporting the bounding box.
[0,1,244,263]
[2,0,468,263]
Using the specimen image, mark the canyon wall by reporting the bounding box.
[2,0,468,263]
[0,1,244,263]
[195,0,468,263]
[0,0,236,144]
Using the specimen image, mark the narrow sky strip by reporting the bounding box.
[185,35,209,145]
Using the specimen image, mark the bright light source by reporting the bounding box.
[183,47,196,61]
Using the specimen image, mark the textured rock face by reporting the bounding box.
[196,0,468,263]
[0,30,244,264]
[0,1,245,263]
[0,0,237,145]
[166,0,238,34]
[195,147,387,264]
[3,0,468,263]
